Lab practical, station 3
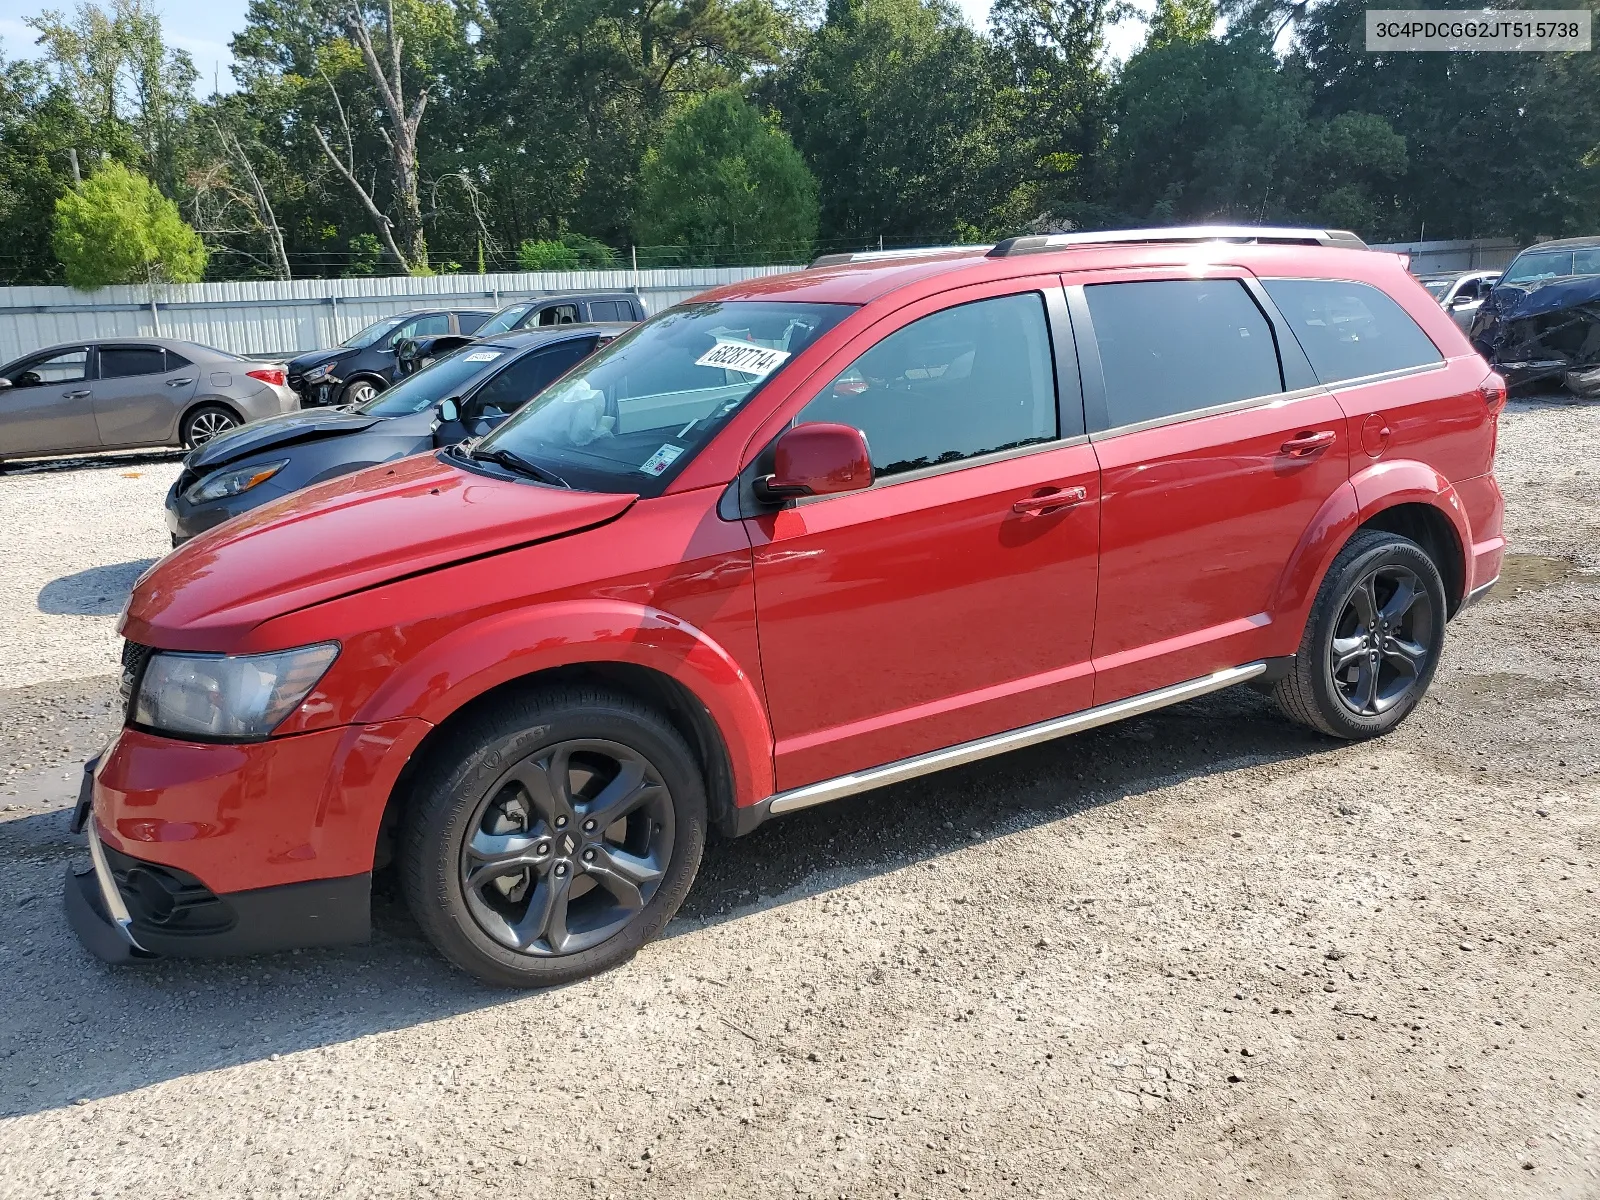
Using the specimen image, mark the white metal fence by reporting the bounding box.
[0,266,800,363]
[1371,238,1523,274]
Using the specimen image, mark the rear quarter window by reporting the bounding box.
[1263,279,1443,385]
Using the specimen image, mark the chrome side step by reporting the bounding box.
[765,662,1267,816]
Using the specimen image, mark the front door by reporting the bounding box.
[744,283,1101,791]
[91,344,196,447]
[0,346,96,456]
[1070,271,1352,705]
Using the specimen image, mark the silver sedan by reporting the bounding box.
[0,337,298,466]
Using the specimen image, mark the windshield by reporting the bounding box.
[1501,249,1591,285]
[472,300,853,494]
[477,303,535,335]
[1422,279,1450,299]
[344,316,407,348]
[357,345,514,416]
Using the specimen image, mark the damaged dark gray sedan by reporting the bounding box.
[165,325,623,544]
[1470,236,1600,398]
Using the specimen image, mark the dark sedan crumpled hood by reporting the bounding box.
[1471,275,1600,387]
[185,408,386,471]
[125,453,638,647]
[287,347,355,375]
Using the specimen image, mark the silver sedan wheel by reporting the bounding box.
[185,409,241,446]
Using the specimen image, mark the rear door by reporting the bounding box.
[0,346,96,455]
[91,344,196,447]
[744,279,1101,790]
[1071,268,1350,705]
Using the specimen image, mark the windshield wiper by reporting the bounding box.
[468,443,570,488]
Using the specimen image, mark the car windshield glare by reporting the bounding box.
[1502,249,1581,284]
[477,303,534,335]
[344,316,407,348]
[357,346,514,415]
[472,300,854,493]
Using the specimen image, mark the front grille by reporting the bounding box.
[119,640,154,719]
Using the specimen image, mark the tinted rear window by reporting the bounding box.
[1263,279,1443,385]
[98,346,167,378]
[1085,279,1282,428]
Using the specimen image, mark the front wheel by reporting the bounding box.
[340,378,379,406]
[399,688,706,987]
[1274,529,1448,739]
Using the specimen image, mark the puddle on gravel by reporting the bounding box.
[1490,553,1585,600]
[1446,671,1572,705]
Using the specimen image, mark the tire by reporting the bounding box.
[1273,529,1448,739]
[399,687,707,987]
[181,404,242,448]
[340,378,380,406]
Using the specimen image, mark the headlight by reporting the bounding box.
[302,362,333,383]
[185,460,287,504]
[134,643,340,740]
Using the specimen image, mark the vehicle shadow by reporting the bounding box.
[0,686,1333,1119]
[1,449,185,477]
[36,560,159,616]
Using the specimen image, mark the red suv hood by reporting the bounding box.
[125,454,637,649]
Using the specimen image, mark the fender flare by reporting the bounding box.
[1271,460,1472,640]
[352,599,775,807]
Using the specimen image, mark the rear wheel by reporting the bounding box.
[399,687,706,987]
[1274,529,1447,739]
[181,404,242,448]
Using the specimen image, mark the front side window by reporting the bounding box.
[795,292,1058,477]
[358,344,516,416]
[1263,279,1443,385]
[537,304,580,327]
[474,301,853,494]
[98,346,167,379]
[7,347,88,387]
[1086,279,1281,429]
[392,313,451,342]
[477,303,535,335]
[464,339,596,422]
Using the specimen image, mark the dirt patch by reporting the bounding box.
[1492,552,1585,598]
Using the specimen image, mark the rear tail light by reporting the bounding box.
[1479,372,1507,414]
[247,366,286,387]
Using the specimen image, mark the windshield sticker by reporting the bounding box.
[694,339,791,377]
[462,351,504,362]
[638,443,686,477]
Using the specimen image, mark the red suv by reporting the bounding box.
[66,227,1506,986]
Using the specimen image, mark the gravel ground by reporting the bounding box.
[0,403,1596,1199]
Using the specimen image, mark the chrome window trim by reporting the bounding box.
[790,433,1093,507]
[1311,360,1449,393]
[766,662,1267,814]
[1087,384,1329,443]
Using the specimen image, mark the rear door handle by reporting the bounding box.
[1280,430,1337,457]
[167,377,193,386]
[63,389,91,399]
[1013,485,1088,514]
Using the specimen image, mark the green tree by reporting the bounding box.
[516,231,617,270]
[1146,0,1215,48]
[635,90,816,263]
[52,159,206,286]
[772,0,1015,245]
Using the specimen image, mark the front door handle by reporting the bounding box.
[63,388,90,399]
[1013,485,1088,514]
[167,377,193,386]
[1280,430,1337,457]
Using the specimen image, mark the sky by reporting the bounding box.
[0,0,1153,97]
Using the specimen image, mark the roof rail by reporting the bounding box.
[809,245,993,269]
[987,226,1368,258]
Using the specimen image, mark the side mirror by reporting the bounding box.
[756,422,873,502]
[0,377,11,390]
[438,398,460,422]
[1450,294,1474,308]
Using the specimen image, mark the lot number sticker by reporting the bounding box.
[695,339,791,377]
[462,351,503,362]
[639,443,686,476]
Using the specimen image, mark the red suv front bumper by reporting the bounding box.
[64,718,429,961]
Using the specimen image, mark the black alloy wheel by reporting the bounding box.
[1329,564,1436,717]
[400,687,706,987]
[1274,529,1448,739]
[460,739,674,956]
